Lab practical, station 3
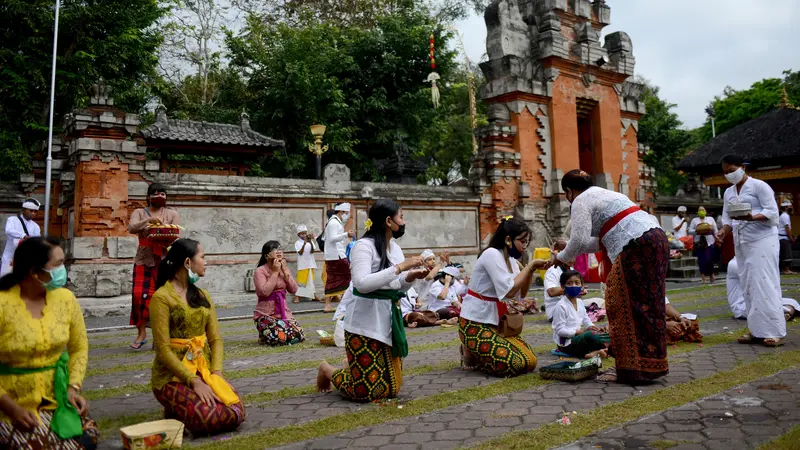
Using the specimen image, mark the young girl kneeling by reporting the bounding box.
[551,270,609,359]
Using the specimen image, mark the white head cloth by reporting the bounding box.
[677,206,687,212]
[335,202,351,212]
[296,224,308,233]
[782,201,792,207]
[22,199,40,211]
[442,266,460,278]
[420,249,435,260]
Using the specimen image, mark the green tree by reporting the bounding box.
[0,0,165,180]
[227,8,459,180]
[636,78,691,196]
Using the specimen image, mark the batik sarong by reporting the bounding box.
[0,409,99,450]
[458,317,537,377]
[331,332,402,401]
[254,314,305,346]
[404,311,439,327]
[324,258,351,297]
[130,263,158,327]
[153,381,245,437]
[606,228,670,383]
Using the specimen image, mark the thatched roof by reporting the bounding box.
[679,106,800,173]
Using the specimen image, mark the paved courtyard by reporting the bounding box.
[88,277,800,449]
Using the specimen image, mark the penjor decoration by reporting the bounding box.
[425,34,440,109]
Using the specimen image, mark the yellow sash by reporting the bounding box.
[170,335,240,406]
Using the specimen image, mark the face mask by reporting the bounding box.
[41,265,68,291]
[507,241,523,260]
[341,213,349,223]
[391,220,406,239]
[725,168,745,185]
[150,196,167,208]
[186,264,200,284]
[565,286,583,298]
[698,211,707,218]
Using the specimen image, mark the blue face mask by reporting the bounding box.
[565,286,583,298]
[42,265,68,291]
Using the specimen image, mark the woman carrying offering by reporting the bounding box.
[554,170,669,383]
[459,216,548,377]
[253,241,305,346]
[128,183,181,349]
[317,199,429,401]
[689,206,718,284]
[551,270,610,359]
[150,239,245,436]
[0,237,98,450]
[716,155,785,347]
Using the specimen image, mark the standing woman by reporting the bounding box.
[127,183,180,349]
[150,239,245,436]
[554,170,669,383]
[316,199,428,401]
[459,217,548,377]
[716,155,785,347]
[0,238,98,449]
[253,241,305,346]
[689,206,718,284]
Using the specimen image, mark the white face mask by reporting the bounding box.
[725,167,745,185]
[341,213,350,222]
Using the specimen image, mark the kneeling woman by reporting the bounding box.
[150,239,245,436]
[317,199,427,401]
[0,238,98,449]
[459,217,548,377]
[551,270,610,359]
[253,241,304,346]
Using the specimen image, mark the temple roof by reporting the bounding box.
[679,106,800,173]
[140,107,284,149]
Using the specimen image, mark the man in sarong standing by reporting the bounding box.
[323,202,354,312]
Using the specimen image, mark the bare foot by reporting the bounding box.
[445,317,459,325]
[585,349,608,359]
[408,322,418,328]
[316,361,334,393]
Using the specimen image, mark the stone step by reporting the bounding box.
[669,266,701,279]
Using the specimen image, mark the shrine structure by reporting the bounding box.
[472,0,653,246]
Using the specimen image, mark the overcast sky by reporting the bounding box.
[454,0,800,129]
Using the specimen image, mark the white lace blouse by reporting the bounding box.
[557,187,660,264]
[343,238,414,346]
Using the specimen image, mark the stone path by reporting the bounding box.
[84,280,800,449]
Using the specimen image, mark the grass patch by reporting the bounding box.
[759,423,800,449]
[473,349,800,450]
[83,383,152,401]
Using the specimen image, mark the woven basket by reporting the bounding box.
[319,336,336,346]
[695,223,713,235]
[120,419,184,450]
[146,225,181,242]
[539,361,599,382]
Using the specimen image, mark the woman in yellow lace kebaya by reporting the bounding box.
[150,239,245,436]
[0,237,98,450]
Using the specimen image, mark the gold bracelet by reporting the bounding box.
[69,384,81,392]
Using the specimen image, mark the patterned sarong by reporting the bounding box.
[0,410,99,450]
[324,258,351,297]
[130,263,158,327]
[153,381,245,437]
[606,228,670,383]
[254,315,305,346]
[331,332,402,401]
[458,317,537,377]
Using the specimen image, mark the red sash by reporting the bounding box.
[598,205,641,282]
[467,289,507,317]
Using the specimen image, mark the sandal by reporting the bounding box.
[763,338,785,347]
[596,367,617,383]
[737,333,756,344]
[130,339,147,350]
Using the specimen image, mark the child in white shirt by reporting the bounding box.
[426,266,463,320]
[551,270,609,359]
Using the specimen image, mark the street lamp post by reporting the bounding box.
[705,105,716,138]
[43,0,61,238]
[308,124,328,180]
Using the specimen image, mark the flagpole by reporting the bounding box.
[44,0,61,238]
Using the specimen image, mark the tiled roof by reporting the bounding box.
[140,109,284,149]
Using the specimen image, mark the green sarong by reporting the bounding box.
[560,331,610,358]
[352,288,408,358]
[0,352,82,439]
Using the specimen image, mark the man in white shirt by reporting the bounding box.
[672,206,688,239]
[322,202,354,311]
[1,199,42,277]
[779,200,795,274]
[294,224,320,303]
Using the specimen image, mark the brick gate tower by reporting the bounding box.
[472,0,655,245]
